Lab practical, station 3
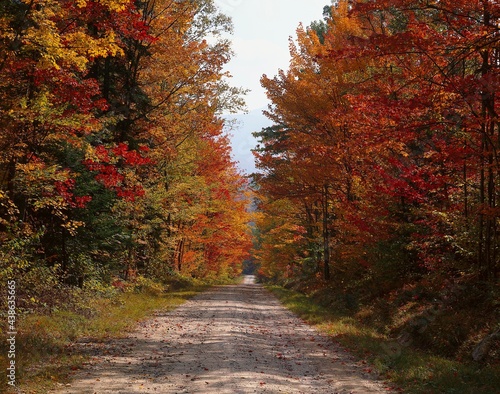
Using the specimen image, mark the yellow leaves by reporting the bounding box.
[254,198,307,277]
[62,220,86,236]
[99,0,129,12]
[83,143,100,163]
[24,17,65,70]
[75,0,129,12]
[66,30,124,62]
[97,31,124,57]
[32,195,65,213]
[19,97,28,110]
[0,17,14,42]
[20,0,125,71]
[21,0,124,71]
[0,192,19,228]
[16,161,62,186]
[32,89,53,113]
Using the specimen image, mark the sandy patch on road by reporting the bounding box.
[55,276,388,393]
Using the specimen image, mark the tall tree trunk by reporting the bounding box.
[322,184,331,280]
[478,2,497,279]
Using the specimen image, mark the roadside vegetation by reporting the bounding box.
[0,275,211,393]
[267,280,500,394]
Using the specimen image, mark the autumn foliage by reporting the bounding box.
[0,0,252,307]
[254,0,500,291]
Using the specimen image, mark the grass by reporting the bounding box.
[267,285,500,394]
[0,283,208,394]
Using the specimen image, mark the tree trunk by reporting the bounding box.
[322,184,331,280]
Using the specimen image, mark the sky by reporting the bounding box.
[216,0,331,173]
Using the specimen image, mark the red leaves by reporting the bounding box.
[83,143,152,201]
[112,143,152,166]
[94,165,124,188]
[116,185,145,201]
[95,146,111,163]
[54,179,92,209]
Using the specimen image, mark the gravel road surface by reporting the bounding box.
[56,275,388,393]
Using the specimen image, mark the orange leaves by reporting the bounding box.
[252,197,308,280]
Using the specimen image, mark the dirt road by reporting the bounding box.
[57,276,388,393]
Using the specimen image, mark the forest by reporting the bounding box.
[0,0,253,311]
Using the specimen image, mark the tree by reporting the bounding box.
[256,1,376,281]
[350,0,500,279]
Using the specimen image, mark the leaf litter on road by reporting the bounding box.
[55,275,390,394]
